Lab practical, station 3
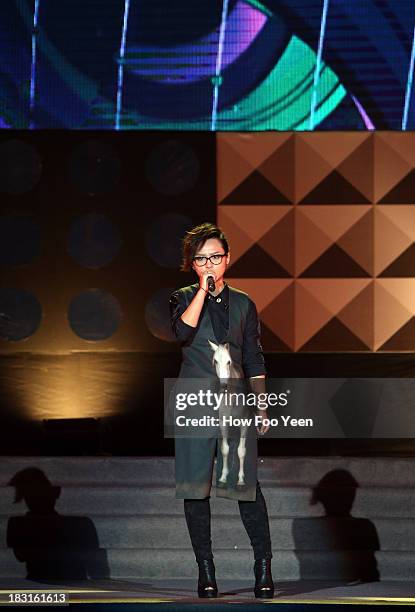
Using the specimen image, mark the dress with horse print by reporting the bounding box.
[170,282,266,501]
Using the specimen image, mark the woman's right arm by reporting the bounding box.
[169,281,208,341]
[179,287,206,328]
[180,270,213,327]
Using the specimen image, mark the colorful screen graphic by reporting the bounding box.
[2,0,415,130]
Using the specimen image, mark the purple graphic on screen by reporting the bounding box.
[124,0,267,84]
[352,95,375,130]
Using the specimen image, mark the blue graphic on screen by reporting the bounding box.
[1,0,415,130]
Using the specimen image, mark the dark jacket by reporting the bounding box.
[169,283,266,379]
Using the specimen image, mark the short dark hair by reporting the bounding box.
[180,222,229,272]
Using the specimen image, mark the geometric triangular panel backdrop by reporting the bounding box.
[217,133,415,351]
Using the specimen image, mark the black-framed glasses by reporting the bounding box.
[193,253,227,267]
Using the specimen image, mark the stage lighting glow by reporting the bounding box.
[11,351,141,420]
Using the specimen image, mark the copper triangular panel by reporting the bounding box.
[260,321,292,352]
[300,244,371,277]
[218,207,254,265]
[294,136,335,203]
[218,133,292,172]
[221,170,291,205]
[295,210,333,276]
[378,170,415,204]
[299,318,370,351]
[216,138,258,203]
[376,279,415,315]
[337,282,374,350]
[378,205,415,241]
[300,133,369,169]
[221,205,292,244]
[379,243,415,277]
[226,278,292,313]
[337,209,374,276]
[295,282,334,350]
[261,285,295,350]
[374,281,413,350]
[376,133,415,169]
[300,205,372,244]
[227,244,291,277]
[259,209,295,276]
[257,136,295,202]
[299,171,370,204]
[378,316,415,351]
[373,134,413,203]
[298,279,372,317]
[337,135,374,202]
[374,207,413,276]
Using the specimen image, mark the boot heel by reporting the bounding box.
[197,559,218,598]
[254,586,274,599]
[254,559,274,599]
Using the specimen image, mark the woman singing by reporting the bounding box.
[169,222,274,599]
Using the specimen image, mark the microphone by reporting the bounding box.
[207,275,215,292]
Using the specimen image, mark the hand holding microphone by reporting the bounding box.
[199,270,216,294]
[207,275,215,292]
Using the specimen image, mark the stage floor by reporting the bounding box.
[0,578,414,605]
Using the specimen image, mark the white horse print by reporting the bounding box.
[208,340,249,489]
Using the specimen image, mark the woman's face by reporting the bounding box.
[191,238,230,284]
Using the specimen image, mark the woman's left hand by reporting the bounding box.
[256,410,270,435]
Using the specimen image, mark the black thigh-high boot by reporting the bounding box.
[184,498,217,598]
[184,497,213,561]
[238,481,272,560]
[238,481,274,598]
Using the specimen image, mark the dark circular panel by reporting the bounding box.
[68,213,122,269]
[0,140,42,195]
[146,213,193,268]
[0,288,42,341]
[67,140,122,195]
[0,215,41,265]
[146,140,200,195]
[68,289,122,341]
[145,287,176,342]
